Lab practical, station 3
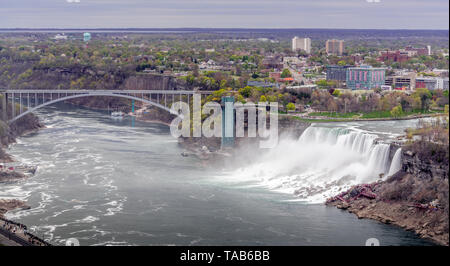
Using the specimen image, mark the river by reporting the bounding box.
[1,103,434,246]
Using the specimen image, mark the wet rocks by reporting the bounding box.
[0,199,29,218]
[0,171,26,182]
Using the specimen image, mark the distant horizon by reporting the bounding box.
[1,0,448,30]
[0,27,448,31]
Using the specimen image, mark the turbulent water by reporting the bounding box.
[1,103,433,246]
[224,126,395,203]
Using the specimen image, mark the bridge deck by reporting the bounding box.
[1,89,214,94]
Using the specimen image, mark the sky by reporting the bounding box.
[0,0,448,29]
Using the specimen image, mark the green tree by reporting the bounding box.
[259,95,267,103]
[390,105,404,118]
[412,88,432,111]
[238,86,253,98]
[337,60,347,66]
[286,102,296,111]
[236,94,245,103]
[332,89,341,97]
[280,69,292,78]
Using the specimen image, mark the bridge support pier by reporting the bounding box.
[221,96,235,149]
[1,92,7,121]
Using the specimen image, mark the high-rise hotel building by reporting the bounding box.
[292,37,311,54]
[326,39,345,56]
[346,66,386,90]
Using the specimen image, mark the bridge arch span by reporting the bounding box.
[9,92,179,124]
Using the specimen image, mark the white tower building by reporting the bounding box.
[292,37,311,54]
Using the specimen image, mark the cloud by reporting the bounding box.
[0,0,447,29]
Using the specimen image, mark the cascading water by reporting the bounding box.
[388,148,402,177]
[226,126,394,203]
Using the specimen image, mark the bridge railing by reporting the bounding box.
[1,89,213,123]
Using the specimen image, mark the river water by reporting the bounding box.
[1,104,433,246]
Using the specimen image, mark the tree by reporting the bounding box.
[259,95,267,103]
[280,68,292,78]
[412,88,432,111]
[238,86,253,98]
[337,60,347,66]
[236,94,245,103]
[327,98,338,112]
[332,89,341,97]
[286,102,296,111]
[390,105,403,118]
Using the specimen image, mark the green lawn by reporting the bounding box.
[297,110,444,122]
[309,112,360,118]
[307,109,445,120]
[361,109,444,119]
[291,116,350,123]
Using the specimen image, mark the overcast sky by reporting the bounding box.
[0,0,448,29]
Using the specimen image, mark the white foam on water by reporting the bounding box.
[77,216,100,223]
[388,148,402,177]
[221,126,394,203]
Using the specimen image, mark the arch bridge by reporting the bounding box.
[0,89,213,124]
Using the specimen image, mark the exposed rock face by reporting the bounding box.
[139,107,176,125]
[0,171,26,182]
[328,195,449,246]
[388,143,402,162]
[402,149,449,180]
[0,199,29,218]
[327,142,449,246]
[1,113,43,161]
[123,74,187,91]
[278,116,311,139]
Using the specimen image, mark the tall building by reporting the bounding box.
[326,65,353,81]
[346,66,386,90]
[427,45,432,56]
[326,39,344,56]
[292,37,311,54]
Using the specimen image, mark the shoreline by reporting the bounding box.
[0,199,30,218]
[326,174,449,246]
[327,197,448,246]
[290,112,446,123]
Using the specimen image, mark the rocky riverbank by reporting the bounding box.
[1,113,43,161]
[327,145,449,246]
[0,199,30,218]
[1,113,41,224]
[178,115,311,160]
[0,171,26,182]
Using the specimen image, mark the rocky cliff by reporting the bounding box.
[327,141,449,246]
[1,112,43,161]
[402,147,449,181]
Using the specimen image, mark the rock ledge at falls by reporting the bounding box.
[327,146,449,246]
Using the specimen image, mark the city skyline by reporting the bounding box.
[0,0,448,30]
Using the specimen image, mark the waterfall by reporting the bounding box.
[388,148,402,177]
[225,126,396,203]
